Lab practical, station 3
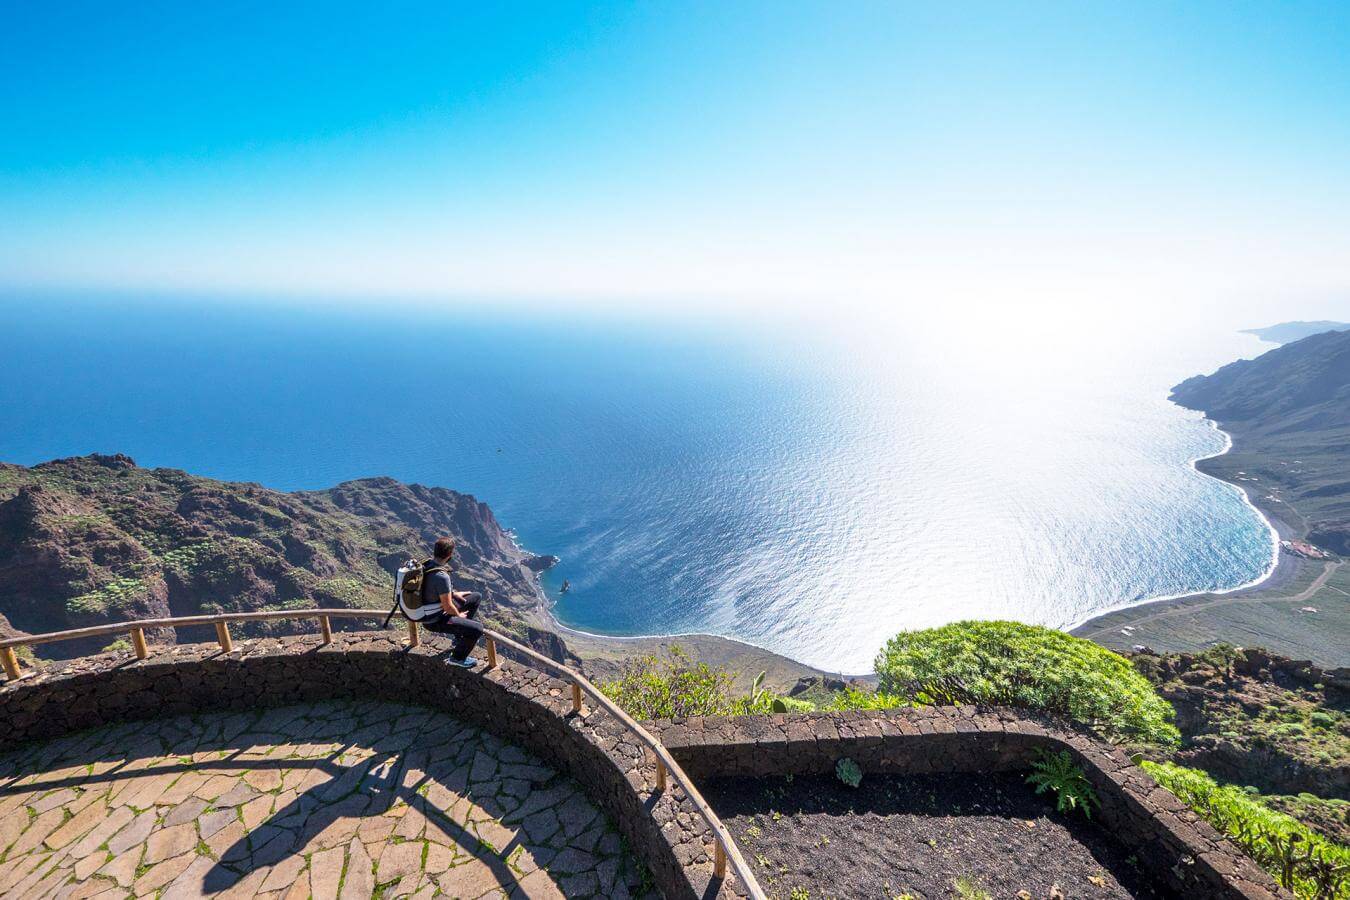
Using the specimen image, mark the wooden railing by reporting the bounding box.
[0,609,765,899]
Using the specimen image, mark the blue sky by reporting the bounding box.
[2,2,1348,318]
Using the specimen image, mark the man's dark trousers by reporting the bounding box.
[423,592,483,661]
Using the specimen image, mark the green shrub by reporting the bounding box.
[823,686,911,711]
[770,695,816,713]
[600,645,826,719]
[1143,761,1350,899]
[600,646,741,719]
[1025,749,1098,817]
[874,621,1179,745]
[835,757,862,788]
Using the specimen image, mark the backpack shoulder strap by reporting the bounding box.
[420,561,450,602]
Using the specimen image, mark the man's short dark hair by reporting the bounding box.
[433,537,456,559]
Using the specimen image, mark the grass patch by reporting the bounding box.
[67,577,148,616]
[953,875,992,899]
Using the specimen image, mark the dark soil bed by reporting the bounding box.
[703,771,1175,899]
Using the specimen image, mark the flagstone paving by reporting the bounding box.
[0,700,653,899]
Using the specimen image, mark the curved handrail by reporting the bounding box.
[0,609,765,899]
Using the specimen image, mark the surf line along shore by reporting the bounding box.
[1072,441,1346,667]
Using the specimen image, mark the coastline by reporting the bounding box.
[1062,417,1285,635]
[533,415,1310,680]
[523,590,837,692]
[1072,418,1348,667]
[522,342,1346,674]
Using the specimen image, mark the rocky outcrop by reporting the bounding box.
[522,554,560,572]
[0,455,553,658]
[1133,647,1349,800]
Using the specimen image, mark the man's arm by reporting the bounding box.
[432,572,462,617]
[436,590,462,617]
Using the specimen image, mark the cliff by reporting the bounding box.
[0,454,554,658]
[1170,328,1350,555]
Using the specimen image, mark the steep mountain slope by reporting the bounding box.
[1171,328,1350,554]
[0,454,557,658]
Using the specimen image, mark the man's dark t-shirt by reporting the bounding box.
[421,559,453,612]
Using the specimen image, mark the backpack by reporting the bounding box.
[392,558,445,622]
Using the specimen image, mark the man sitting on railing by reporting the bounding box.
[419,537,483,668]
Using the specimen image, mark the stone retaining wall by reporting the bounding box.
[650,707,1283,899]
[0,633,737,900]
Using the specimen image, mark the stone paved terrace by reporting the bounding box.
[0,699,653,899]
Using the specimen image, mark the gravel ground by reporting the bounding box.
[703,771,1175,900]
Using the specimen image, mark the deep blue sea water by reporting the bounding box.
[0,294,1277,672]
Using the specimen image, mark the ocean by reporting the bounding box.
[0,294,1278,673]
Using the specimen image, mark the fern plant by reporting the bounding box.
[835,757,862,788]
[1025,749,1098,817]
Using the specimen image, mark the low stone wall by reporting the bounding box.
[0,633,737,900]
[649,707,1283,899]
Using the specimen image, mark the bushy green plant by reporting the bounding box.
[1025,749,1098,817]
[600,646,741,718]
[823,686,911,711]
[835,757,862,788]
[1143,761,1350,898]
[600,646,824,719]
[770,695,816,713]
[874,621,1179,745]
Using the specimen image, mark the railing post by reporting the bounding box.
[319,615,332,645]
[407,620,420,648]
[570,681,582,713]
[130,627,148,660]
[655,757,668,792]
[485,636,497,669]
[214,621,233,653]
[714,839,727,879]
[0,647,20,681]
